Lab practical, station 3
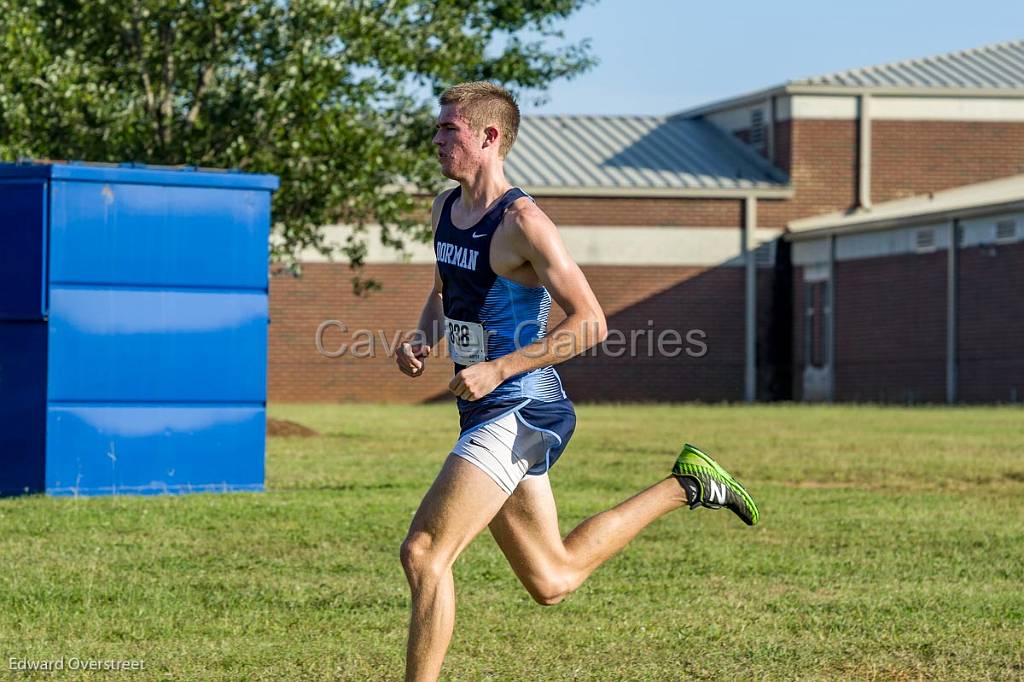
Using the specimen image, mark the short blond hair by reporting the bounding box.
[439,82,520,157]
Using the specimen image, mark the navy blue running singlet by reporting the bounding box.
[434,187,568,417]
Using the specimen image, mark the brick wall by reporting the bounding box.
[555,265,745,402]
[756,114,1024,404]
[534,196,743,227]
[269,263,448,404]
[791,242,1024,404]
[268,262,751,403]
[758,119,860,228]
[741,118,1024,227]
[872,121,1024,203]
[832,252,948,403]
[957,241,1024,403]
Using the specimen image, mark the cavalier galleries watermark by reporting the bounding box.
[314,319,708,360]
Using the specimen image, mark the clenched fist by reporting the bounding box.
[397,342,431,378]
[448,362,504,401]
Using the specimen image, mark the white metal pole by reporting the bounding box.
[744,196,757,403]
[947,219,959,404]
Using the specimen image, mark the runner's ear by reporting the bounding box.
[482,125,500,149]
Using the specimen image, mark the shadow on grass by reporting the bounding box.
[271,482,402,493]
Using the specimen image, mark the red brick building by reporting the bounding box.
[270,40,1024,404]
[789,175,1024,404]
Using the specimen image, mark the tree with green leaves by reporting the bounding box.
[0,0,594,289]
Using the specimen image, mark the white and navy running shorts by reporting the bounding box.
[451,398,576,495]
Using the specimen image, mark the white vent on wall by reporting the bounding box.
[995,219,1017,243]
[914,228,936,253]
[749,109,765,148]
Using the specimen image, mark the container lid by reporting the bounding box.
[0,160,279,191]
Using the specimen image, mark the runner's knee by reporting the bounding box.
[527,572,575,606]
[400,532,446,583]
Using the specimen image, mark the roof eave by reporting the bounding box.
[669,85,787,120]
[521,184,795,200]
[786,84,1024,97]
[671,83,1024,120]
[786,198,1024,241]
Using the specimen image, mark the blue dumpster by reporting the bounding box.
[0,162,279,496]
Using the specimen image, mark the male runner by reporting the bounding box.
[396,81,759,682]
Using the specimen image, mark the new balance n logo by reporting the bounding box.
[707,479,728,505]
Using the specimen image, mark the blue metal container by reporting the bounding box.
[0,162,279,496]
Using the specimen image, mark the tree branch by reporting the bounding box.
[185,24,220,130]
[159,19,175,147]
[128,5,155,118]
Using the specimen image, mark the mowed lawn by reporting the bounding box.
[1,404,1022,681]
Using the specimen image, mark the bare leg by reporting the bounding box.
[400,456,511,682]
[489,475,687,604]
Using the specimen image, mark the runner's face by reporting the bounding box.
[433,105,485,180]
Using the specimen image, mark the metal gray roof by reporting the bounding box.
[505,115,789,197]
[793,39,1024,90]
[673,40,1024,120]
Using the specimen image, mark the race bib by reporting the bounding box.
[445,317,487,366]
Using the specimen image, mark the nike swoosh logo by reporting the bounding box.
[472,231,487,238]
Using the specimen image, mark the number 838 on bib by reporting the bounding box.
[444,317,487,366]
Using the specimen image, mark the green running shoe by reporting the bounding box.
[671,443,759,526]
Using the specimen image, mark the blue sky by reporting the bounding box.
[523,0,1024,116]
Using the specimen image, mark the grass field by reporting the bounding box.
[2,404,1023,680]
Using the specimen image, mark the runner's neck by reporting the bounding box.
[457,168,513,215]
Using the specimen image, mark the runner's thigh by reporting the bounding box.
[488,473,570,577]
[405,455,512,563]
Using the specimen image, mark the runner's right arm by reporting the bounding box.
[396,267,443,378]
[397,191,450,378]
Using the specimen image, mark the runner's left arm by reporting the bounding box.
[448,202,607,400]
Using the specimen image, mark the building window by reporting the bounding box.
[804,281,830,368]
